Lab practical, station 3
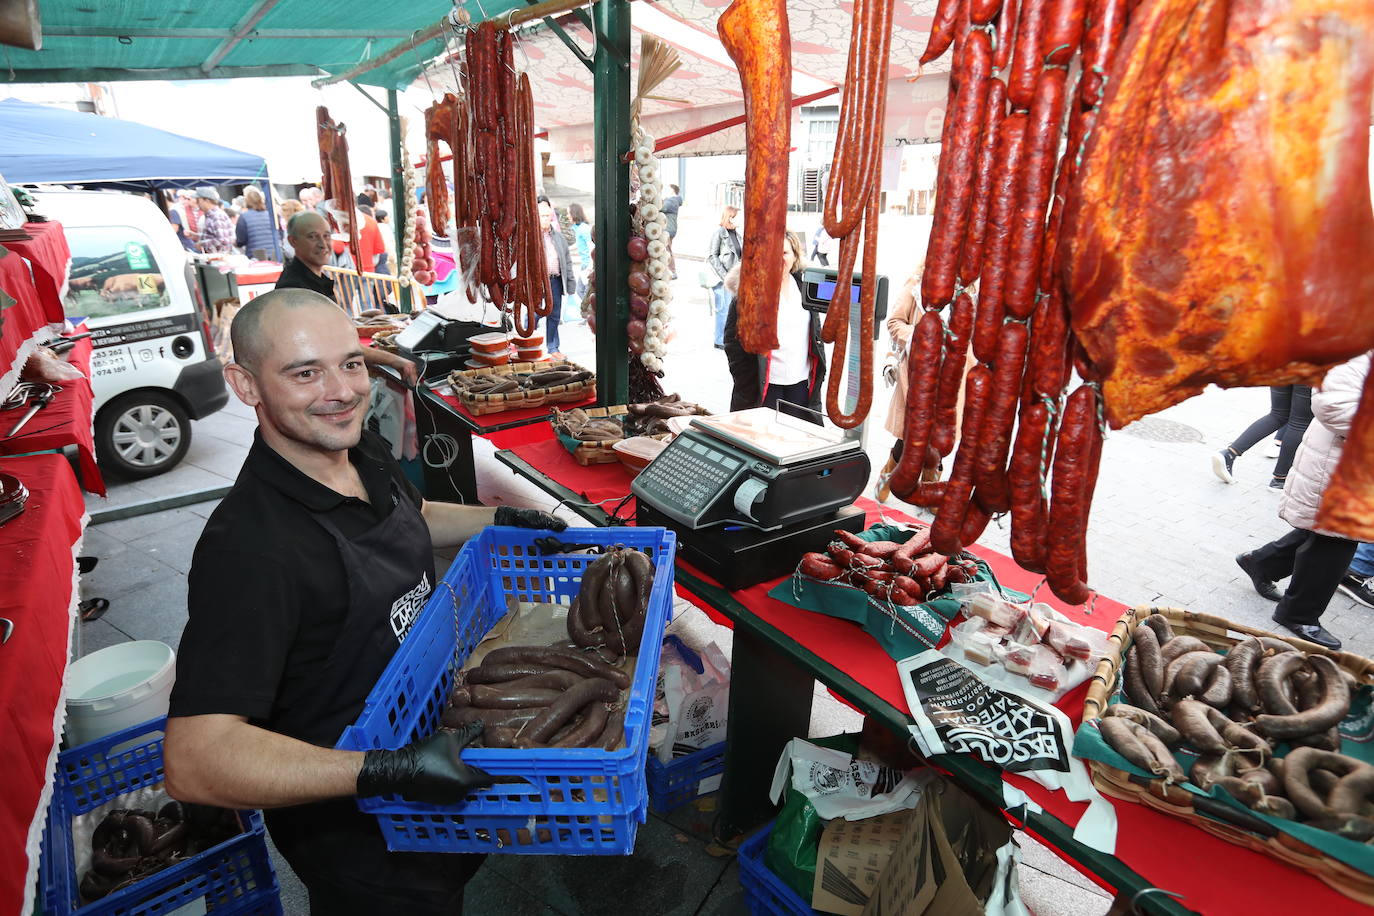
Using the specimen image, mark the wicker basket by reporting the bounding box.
[553,405,629,465]
[447,359,596,415]
[1083,605,1374,904]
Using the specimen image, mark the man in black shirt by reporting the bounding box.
[165,288,564,914]
[275,210,418,387]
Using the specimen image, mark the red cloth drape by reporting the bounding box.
[0,453,85,916]
[4,222,72,324]
[0,332,103,495]
[0,250,56,388]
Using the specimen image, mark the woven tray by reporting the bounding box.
[1083,605,1374,904]
[447,359,596,415]
[553,405,629,465]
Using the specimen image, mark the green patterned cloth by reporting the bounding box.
[766,523,1022,660]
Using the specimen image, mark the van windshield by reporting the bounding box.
[63,226,170,320]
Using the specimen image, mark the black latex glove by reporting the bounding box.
[494,505,567,532]
[356,723,494,804]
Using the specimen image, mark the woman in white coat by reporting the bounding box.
[1235,352,1370,650]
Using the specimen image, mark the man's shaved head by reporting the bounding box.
[231,287,341,374]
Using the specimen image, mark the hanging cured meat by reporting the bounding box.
[316,106,362,275]
[1061,0,1374,429]
[423,93,460,239]
[718,0,791,355]
[817,0,895,429]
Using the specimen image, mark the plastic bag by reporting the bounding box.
[651,635,731,763]
[763,732,859,901]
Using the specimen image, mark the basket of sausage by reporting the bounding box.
[446,360,595,415]
[337,526,677,856]
[1075,606,1374,904]
[551,396,709,466]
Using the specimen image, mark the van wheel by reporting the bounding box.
[95,392,192,479]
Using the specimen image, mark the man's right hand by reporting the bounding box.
[356,723,494,805]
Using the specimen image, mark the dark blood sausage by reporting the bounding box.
[957,78,1009,283]
[888,311,946,498]
[466,663,578,687]
[921,0,966,64]
[920,30,993,311]
[524,678,621,744]
[1040,0,1089,66]
[484,645,631,689]
[971,113,1029,363]
[930,365,992,555]
[553,701,610,748]
[1045,385,1097,604]
[993,0,1020,71]
[1078,0,1129,109]
[1001,68,1068,322]
[972,322,1030,514]
[469,684,563,709]
[1008,400,1056,572]
[1006,0,1049,110]
[931,292,976,457]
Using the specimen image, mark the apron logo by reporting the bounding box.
[389,572,432,641]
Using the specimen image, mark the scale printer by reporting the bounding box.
[633,408,870,590]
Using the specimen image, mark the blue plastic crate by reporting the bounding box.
[338,525,678,855]
[41,716,281,916]
[737,823,819,916]
[646,742,727,813]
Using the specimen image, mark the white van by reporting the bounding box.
[40,189,228,479]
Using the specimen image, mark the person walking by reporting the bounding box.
[1211,385,1313,490]
[722,232,825,415]
[566,203,593,324]
[706,206,742,349]
[1235,353,1370,650]
[661,185,681,279]
[810,225,833,267]
[538,199,573,354]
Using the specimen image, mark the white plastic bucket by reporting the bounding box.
[65,640,176,748]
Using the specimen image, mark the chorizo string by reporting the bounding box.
[893,0,1130,603]
[819,0,894,428]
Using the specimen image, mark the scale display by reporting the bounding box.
[800,267,888,336]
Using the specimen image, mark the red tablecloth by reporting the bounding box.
[4,222,71,324]
[499,451,1355,912]
[434,389,598,432]
[484,419,556,450]
[0,453,85,916]
[0,333,103,495]
[0,249,57,393]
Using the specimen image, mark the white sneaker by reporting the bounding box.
[1264,438,1282,458]
[1211,450,1236,484]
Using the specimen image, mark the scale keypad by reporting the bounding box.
[638,439,740,519]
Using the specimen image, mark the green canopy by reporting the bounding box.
[2,0,527,89]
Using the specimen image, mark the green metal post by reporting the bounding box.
[592,0,632,405]
[387,88,412,313]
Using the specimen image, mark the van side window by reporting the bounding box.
[63,227,169,319]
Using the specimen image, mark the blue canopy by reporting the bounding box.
[0,97,269,191]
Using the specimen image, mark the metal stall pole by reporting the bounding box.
[387,88,413,314]
[592,0,632,406]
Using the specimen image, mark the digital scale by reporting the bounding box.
[392,310,491,380]
[633,408,870,590]
[800,267,889,334]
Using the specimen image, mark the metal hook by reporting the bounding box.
[1130,887,1184,915]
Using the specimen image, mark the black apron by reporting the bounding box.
[306,475,436,748]
[267,476,474,915]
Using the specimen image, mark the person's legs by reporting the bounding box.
[666,232,677,276]
[1228,386,1292,455]
[1245,527,1308,582]
[713,285,730,347]
[761,380,810,413]
[1272,385,1313,482]
[1349,542,1374,580]
[1274,532,1359,628]
[546,275,564,352]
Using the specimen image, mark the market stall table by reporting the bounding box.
[401,370,595,502]
[491,446,1359,914]
[0,453,86,916]
[0,332,103,495]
